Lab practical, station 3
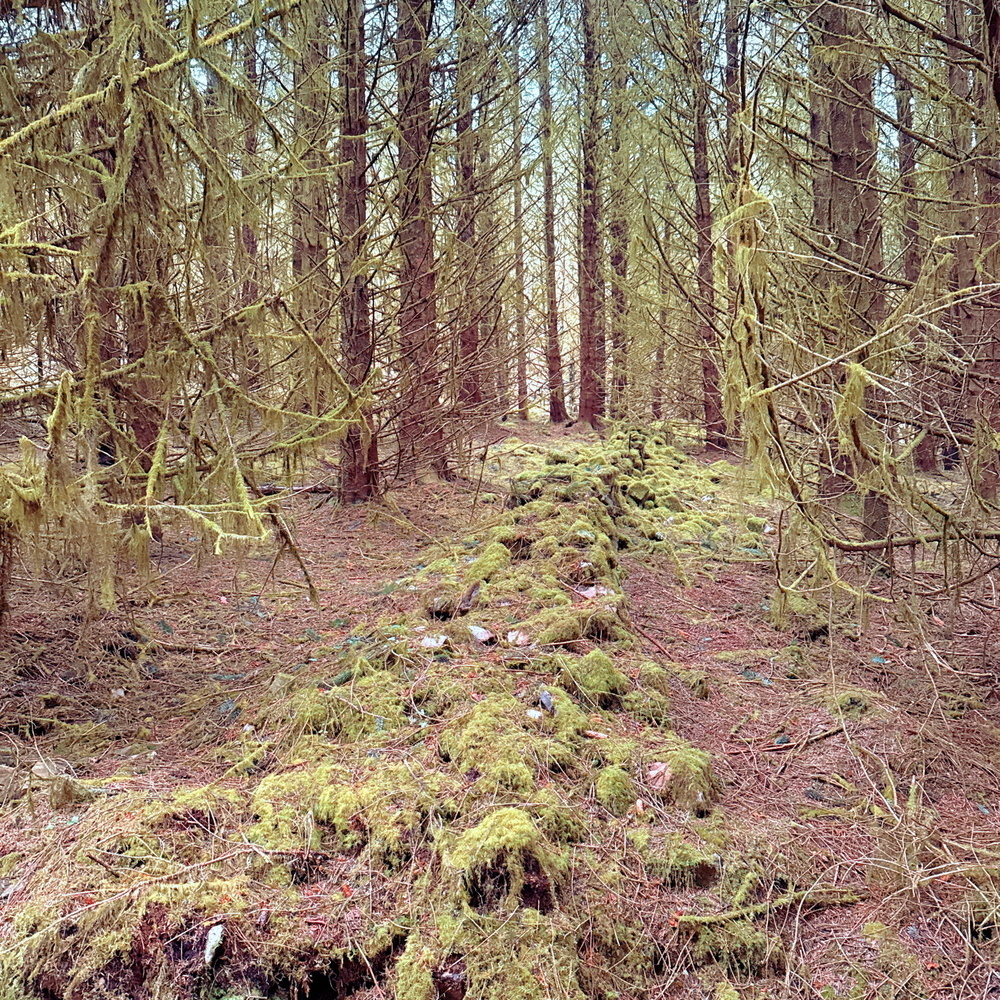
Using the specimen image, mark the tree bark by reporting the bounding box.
[339,0,378,502]
[512,51,530,421]
[607,57,629,420]
[396,0,447,477]
[578,0,605,427]
[455,0,481,410]
[687,0,725,450]
[539,0,568,423]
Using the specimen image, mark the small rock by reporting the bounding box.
[31,758,68,779]
[419,634,449,649]
[203,923,225,966]
[468,625,494,644]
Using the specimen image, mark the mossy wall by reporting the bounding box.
[0,428,856,1000]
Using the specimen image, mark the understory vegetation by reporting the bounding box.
[0,426,997,1000]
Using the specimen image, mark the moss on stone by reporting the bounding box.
[560,649,629,704]
[439,694,580,794]
[823,686,881,720]
[530,600,630,646]
[637,661,672,696]
[315,764,461,866]
[595,766,636,815]
[248,761,348,850]
[646,735,719,811]
[641,832,720,887]
[689,918,785,975]
[393,936,436,1000]
[621,689,671,727]
[447,806,541,873]
[466,541,512,582]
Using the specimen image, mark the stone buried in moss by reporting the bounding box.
[465,541,512,582]
[595,766,636,815]
[560,649,628,704]
[646,735,719,811]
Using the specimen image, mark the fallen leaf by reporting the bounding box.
[647,762,673,791]
[582,730,610,739]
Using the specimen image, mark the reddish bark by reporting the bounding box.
[539,0,568,423]
[339,0,378,502]
[396,0,447,476]
[577,0,604,427]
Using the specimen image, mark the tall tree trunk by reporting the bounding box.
[396,0,447,477]
[291,0,332,415]
[578,0,605,426]
[339,0,378,502]
[687,0,725,450]
[607,57,629,420]
[455,0,481,410]
[818,0,888,540]
[942,0,977,474]
[894,64,936,473]
[512,51,530,421]
[539,0,568,423]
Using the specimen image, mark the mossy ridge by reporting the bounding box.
[1,428,764,1000]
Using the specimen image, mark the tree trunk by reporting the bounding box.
[512,52,530,421]
[607,58,629,420]
[813,0,888,538]
[578,0,605,427]
[291,0,333,415]
[455,0,481,411]
[687,0,725,450]
[339,0,378,502]
[539,0,568,423]
[396,0,447,477]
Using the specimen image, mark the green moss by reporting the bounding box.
[637,661,672,695]
[591,736,637,768]
[621,688,671,727]
[862,922,923,983]
[642,832,719,887]
[0,853,22,878]
[529,596,631,645]
[277,669,408,740]
[439,694,579,793]
[444,808,565,917]
[315,764,461,865]
[533,786,589,843]
[689,918,785,975]
[824,686,881,720]
[560,650,628,704]
[447,807,541,873]
[646,735,719,811]
[466,541,512,582]
[535,684,590,739]
[248,762,349,850]
[595,766,636,815]
[394,936,436,1000]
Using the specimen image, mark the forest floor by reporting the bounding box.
[0,422,998,1000]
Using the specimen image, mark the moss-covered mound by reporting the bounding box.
[0,429,856,1000]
